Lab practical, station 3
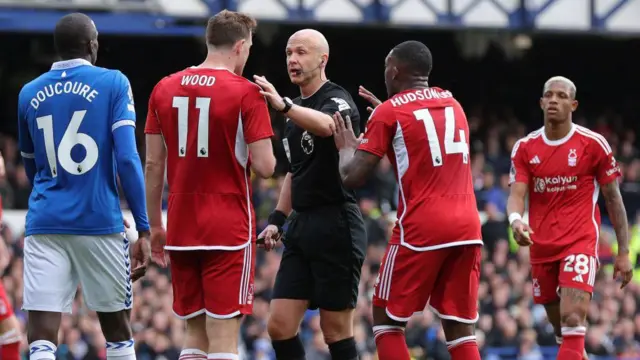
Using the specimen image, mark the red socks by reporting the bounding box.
[0,341,21,360]
[558,326,587,360]
[373,325,410,360]
[373,325,482,360]
[446,336,481,360]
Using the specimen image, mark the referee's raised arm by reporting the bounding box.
[257,28,366,360]
[253,29,339,137]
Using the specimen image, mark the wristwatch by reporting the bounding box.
[279,97,293,114]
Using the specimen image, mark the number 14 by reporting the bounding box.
[414,107,469,166]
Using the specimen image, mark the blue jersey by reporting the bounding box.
[18,59,149,236]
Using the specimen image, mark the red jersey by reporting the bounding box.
[358,87,482,251]
[145,68,273,250]
[509,124,621,264]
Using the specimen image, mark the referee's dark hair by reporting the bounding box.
[391,40,433,78]
[54,13,97,60]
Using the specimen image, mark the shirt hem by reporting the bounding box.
[164,241,251,251]
[396,239,484,252]
[25,226,125,236]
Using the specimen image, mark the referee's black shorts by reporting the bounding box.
[272,202,367,311]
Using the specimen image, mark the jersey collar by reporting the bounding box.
[542,123,576,146]
[51,58,93,70]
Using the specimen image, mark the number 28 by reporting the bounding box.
[413,106,469,166]
[564,254,590,275]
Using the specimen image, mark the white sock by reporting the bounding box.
[29,340,57,360]
[180,349,207,360]
[207,353,239,360]
[106,340,136,360]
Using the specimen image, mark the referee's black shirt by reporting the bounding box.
[283,81,361,211]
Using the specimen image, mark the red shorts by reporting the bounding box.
[169,244,255,319]
[373,244,481,323]
[0,282,14,322]
[531,253,598,305]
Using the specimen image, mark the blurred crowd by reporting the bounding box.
[3,111,640,360]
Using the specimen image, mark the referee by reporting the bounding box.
[254,29,366,360]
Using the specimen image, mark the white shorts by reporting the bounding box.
[22,233,133,313]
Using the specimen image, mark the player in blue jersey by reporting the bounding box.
[17,13,150,360]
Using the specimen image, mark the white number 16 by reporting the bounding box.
[414,106,469,167]
[36,110,99,177]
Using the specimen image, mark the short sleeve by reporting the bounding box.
[319,96,360,136]
[111,71,137,132]
[17,88,34,158]
[144,83,162,135]
[593,138,621,185]
[509,139,530,185]
[242,84,274,144]
[357,104,395,158]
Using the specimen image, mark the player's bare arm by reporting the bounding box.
[144,133,168,267]
[275,173,293,216]
[253,75,335,137]
[340,151,380,189]
[248,139,276,178]
[332,111,380,188]
[507,182,534,246]
[601,179,633,288]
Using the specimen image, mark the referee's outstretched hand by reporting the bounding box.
[358,86,382,113]
[253,75,285,111]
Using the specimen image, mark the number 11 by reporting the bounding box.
[173,96,211,157]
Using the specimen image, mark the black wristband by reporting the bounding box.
[268,210,288,228]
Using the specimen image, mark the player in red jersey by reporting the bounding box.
[0,180,21,360]
[0,153,21,360]
[144,10,275,360]
[507,76,633,360]
[332,40,482,360]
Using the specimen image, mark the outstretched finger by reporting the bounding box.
[343,115,353,131]
[359,86,373,97]
[366,106,374,113]
[334,112,346,132]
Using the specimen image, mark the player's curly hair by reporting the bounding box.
[206,10,257,49]
[392,40,433,78]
